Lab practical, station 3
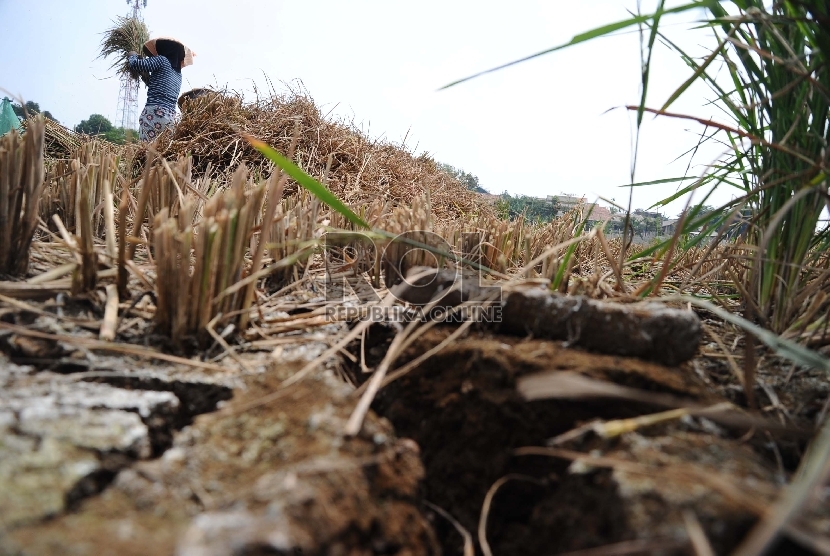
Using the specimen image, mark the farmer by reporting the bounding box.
[128,37,195,141]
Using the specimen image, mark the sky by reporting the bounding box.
[0,0,739,217]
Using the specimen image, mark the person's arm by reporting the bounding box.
[128,53,164,73]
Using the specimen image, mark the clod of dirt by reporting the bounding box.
[391,268,702,365]
[368,328,779,555]
[606,431,775,546]
[498,287,702,366]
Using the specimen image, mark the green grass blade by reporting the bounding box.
[636,0,667,126]
[616,176,698,188]
[660,31,728,111]
[245,135,371,230]
[675,296,830,374]
[439,1,715,90]
[551,209,591,291]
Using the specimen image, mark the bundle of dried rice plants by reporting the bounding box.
[24,118,85,159]
[0,116,45,277]
[99,16,150,85]
[156,86,490,222]
[153,165,265,347]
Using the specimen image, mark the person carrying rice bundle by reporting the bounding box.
[128,37,195,141]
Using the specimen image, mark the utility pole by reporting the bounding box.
[114,0,147,132]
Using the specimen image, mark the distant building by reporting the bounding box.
[633,208,662,219]
[548,193,587,213]
[586,205,612,222]
[661,218,679,235]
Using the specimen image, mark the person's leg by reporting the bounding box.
[138,106,158,142]
[152,106,176,136]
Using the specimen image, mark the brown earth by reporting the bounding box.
[1,310,826,555]
[354,325,817,555]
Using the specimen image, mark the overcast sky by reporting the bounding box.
[1,0,737,217]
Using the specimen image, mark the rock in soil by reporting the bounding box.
[3,353,439,556]
[0,355,181,528]
[391,268,702,365]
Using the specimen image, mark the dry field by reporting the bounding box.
[0,90,829,556]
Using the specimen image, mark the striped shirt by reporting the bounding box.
[128,54,182,112]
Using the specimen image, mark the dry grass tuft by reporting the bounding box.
[267,191,320,287]
[153,165,265,347]
[41,141,120,237]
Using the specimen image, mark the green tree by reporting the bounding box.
[12,101,57,122]
[498,192,559,223]
[439,163,487,193]
[102,127,139,145]
[74,114,137,144]
[75,114,114,136]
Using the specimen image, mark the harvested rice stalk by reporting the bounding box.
[41,141,120,237]
[99,16,150,85]
[0,116,46,277]
[268,191,320,287]
[71,163,97,294]
[154,165,265,347]
[129,156,194,257]
[117,186,130,297]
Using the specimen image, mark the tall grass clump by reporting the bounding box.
[658,1,830,334]
[444,1,830,336]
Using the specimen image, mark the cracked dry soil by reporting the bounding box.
[0,324,821,555]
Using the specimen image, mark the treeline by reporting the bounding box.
[495,193,560,223]
[74,114,137,145]
[10,100,137,145]
[438,163,487,193]
[11,100,57,122]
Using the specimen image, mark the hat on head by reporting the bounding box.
[142,37,195,68]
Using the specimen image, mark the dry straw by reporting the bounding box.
[0,116,45,277]
[151,88,489,223]
[41,141,120,237]
[99,16,151,85]
[153,165,265,347]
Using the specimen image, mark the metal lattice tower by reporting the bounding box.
[114,0,147,131]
